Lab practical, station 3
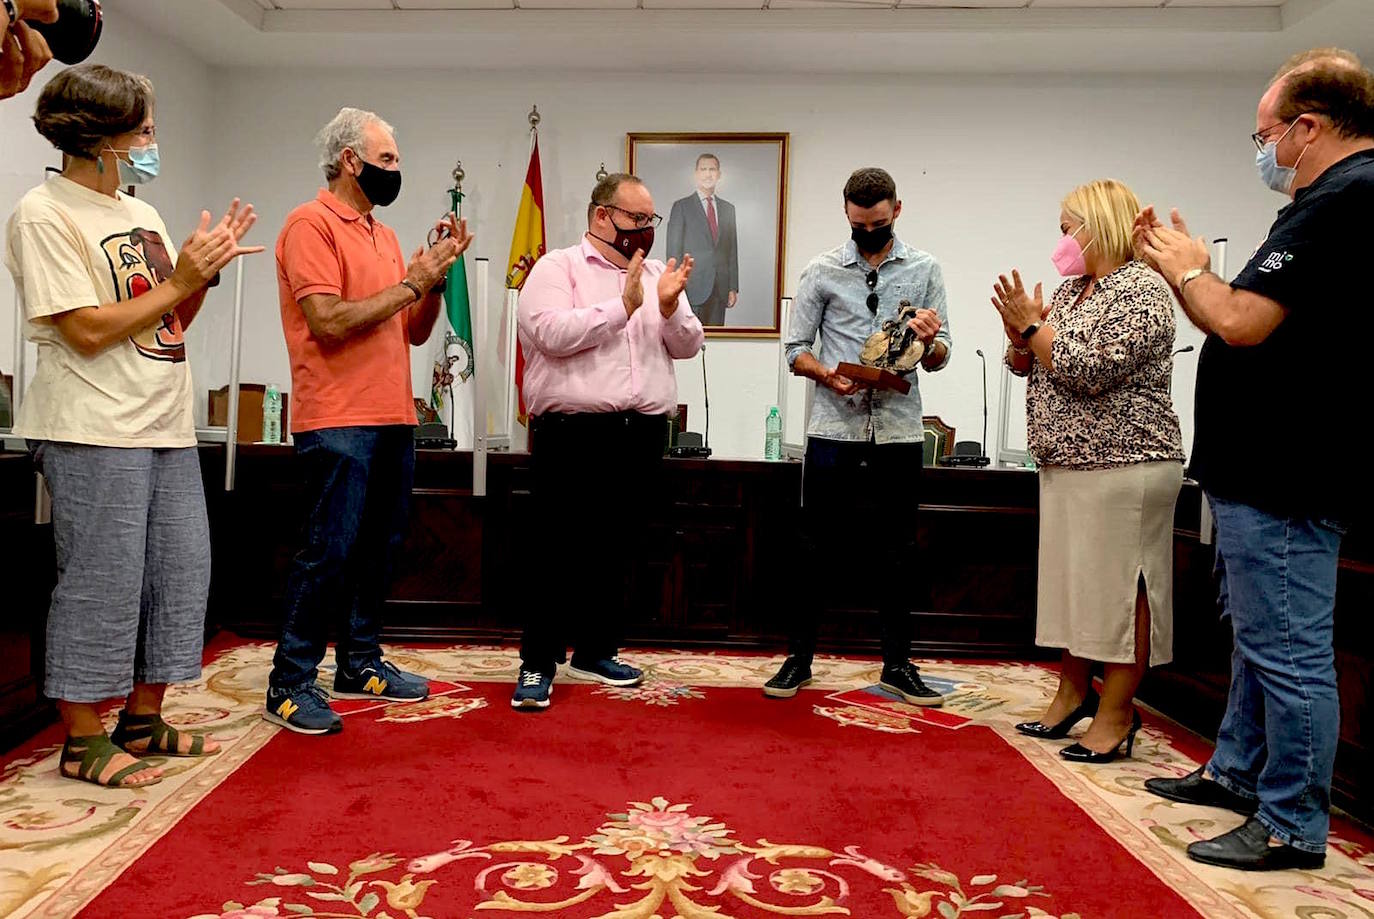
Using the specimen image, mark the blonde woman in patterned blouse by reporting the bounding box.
[991,179,1185,764]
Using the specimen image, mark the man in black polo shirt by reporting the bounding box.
[1135,49,1374,872]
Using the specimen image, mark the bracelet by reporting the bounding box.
[399,279,424,302]
[1010,344,1031,356]
[2,0,18,28]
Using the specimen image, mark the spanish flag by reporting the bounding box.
[505,137,546,425]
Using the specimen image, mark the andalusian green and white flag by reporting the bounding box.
[430,187,475,447]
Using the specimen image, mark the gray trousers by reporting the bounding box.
[33,442,211,702]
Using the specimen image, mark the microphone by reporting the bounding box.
[701,343,711,455]
[1173,345,1195,356]
[669,343,712,458]
[976,348,987,458]
[938,347,991,467]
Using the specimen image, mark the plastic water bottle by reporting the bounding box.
[764,406,782,461]
[262,384,282,445]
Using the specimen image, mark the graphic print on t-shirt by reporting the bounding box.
[100,227,186,363]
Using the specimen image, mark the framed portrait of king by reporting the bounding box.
[627,132,789,338]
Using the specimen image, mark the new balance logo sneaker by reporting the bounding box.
[332,660,429,702]
[264,684,342,735]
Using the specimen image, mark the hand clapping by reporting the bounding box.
[658,254,694,318]
[172,199,265,293]
[991,270,1046,333]
[1136,207,1211,289]
[406,215,473,293]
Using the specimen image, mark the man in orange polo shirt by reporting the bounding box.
[264,107,473,735]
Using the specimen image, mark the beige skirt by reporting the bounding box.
[1036,461,1184,666]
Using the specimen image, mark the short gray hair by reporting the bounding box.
[315,107,393,181]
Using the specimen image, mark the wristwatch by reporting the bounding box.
[2,0,18,28]
[1178,268,1206,293]
[1019,322,1042,342]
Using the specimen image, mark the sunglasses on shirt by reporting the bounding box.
[866,270,878,314]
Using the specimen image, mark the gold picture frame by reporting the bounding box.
[627,132,789,339]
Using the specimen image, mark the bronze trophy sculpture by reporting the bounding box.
[837,299,923,395]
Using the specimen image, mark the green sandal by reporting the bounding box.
[111,711,219,757]
[60,734,162,787]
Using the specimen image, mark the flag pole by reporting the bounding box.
[448,161,464,448]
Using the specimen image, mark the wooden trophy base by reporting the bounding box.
[836,362,912,395]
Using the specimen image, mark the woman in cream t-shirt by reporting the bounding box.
[6,63,262,788]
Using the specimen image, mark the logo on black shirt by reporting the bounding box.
[1258,250,1293,273]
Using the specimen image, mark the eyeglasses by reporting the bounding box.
[866,269,879,314]
[600,204,662,229]
[1250,115,1310,152]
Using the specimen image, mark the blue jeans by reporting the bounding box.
[268,426,415,691]
[1206,493,1345,854]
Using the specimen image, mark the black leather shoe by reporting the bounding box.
[1186,816,1326,872]
[763,657,813,699]
[1059,709,1141,763]
[879,662,945,707]
[1144,767,1259,816]
[1015,690,1100,739]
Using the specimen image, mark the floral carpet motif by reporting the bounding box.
[1,643,1372,919]
[189,797,1089,919]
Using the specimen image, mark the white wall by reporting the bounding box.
[199,68,1282,460]
[6,53,1285,458]
[0,13,217,417]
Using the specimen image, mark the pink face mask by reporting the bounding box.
[1051,224,1093,276]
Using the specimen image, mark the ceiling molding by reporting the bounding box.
[257,7,1283,37]
[1280,0,1335,28]
[217,0,267,29]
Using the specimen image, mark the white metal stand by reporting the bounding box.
[502,288,520,446]
[1197,237,1227,546]
[224,258,246,491]
[472,258,490,496]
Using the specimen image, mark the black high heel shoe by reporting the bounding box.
[1014,689,1100,739]
[1059,709,1142,763]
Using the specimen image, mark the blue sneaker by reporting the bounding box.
[332,659,429,701]
[511,668,553,710]
[264,684,342,735]
[566,654,644,687]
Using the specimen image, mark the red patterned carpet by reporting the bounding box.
[5,642,1374,919]
[79,682,1199,918]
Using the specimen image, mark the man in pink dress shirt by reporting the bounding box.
[512,173,704,710]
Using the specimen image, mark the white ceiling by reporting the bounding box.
[107,0,1374,74]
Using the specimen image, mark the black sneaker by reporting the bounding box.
[879,662,946,707]
[1144,767,1259,816]
[1186,816,1326,872]
[566,655,644,687]
[763,656,813,699]
[511,668,553,710]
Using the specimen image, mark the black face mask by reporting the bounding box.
[851,222,894,254]
[355,159,402,208]
[595,219,655,261]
